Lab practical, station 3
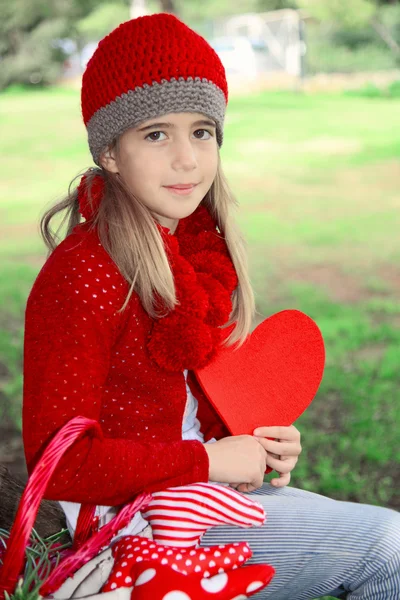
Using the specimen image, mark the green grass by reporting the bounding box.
[0,527,72,600]
[0,85,399,599]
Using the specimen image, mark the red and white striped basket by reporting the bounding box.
[0,416,151,598]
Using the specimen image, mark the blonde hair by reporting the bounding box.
[40,145,255,349]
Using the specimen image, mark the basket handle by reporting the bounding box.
[40,491,151,597]
[0,416,152,598]
[74,503,98,550]
[0,417,108,597]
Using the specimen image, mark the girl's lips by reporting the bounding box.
[164,184,197,195]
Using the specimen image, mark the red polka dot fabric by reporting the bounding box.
[102,536,275,597]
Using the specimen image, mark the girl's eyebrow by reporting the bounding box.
[137,119,217,132]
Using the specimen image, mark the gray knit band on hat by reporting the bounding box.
[87,77,226,166]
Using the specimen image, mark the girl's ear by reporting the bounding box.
[99,146,119,174]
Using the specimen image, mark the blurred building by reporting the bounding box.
[209,9,307,88]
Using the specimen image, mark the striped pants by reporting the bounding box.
[199,483,400,600]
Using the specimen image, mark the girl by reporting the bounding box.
[23,12,400,600]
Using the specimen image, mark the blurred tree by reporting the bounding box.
[178,0,298,21]
[0,0,398,89]
[298,0,400,61]
[297,0,376,29]
[76,3,130,42]
[371,3,400,60]
[0,0,108,89]
[0,0,68,88]
[159,0,176,12]
[257,0,298,9]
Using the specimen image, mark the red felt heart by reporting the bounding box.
[195,310,325,435]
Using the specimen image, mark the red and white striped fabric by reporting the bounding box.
[141,482,266,548]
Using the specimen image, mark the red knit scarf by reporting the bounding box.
[150,204,238,371]
[78,173,238,372]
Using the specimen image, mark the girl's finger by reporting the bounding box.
[229,482,241,490]
[265,453,296,474]
[268,452,280,460]
[270,472,291,487]
[255,437,302,457]
[253,425,300,442]
[235,482,259,493]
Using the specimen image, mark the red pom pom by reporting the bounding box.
[197,273,233,327]
[147,204,236,372]
[180,203,216,235]
[172,256,209,319]
[179,230,229,258]
[147,313,214,371]
[161,231,180,263]
[190,251,238,293]
[77,173,105,221]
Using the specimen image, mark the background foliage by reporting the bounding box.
[1,0,400,88]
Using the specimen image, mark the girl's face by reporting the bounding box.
[100,112,219,234]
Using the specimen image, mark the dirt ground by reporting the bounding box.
[0,421,28,484]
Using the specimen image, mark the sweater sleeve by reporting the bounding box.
[22,235,210,506]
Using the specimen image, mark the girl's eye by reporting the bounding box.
[145,131,167,142]
[193,129,213,140]
[144,129,213,142]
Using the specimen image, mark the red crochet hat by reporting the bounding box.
[81,12,228,166]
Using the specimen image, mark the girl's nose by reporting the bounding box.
[171,139,198,170]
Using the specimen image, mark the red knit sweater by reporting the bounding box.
[22,222,230,506]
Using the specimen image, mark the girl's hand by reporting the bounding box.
[253,425,302,488]
[204,435,268,492]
